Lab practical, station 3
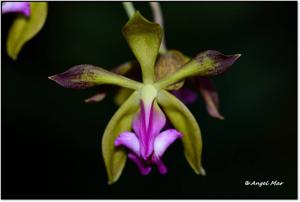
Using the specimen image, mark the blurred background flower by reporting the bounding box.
[2,2,47,60]
[2,2,31,16]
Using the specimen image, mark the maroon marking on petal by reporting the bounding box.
[48,65,106,89]
[195,50,241,76]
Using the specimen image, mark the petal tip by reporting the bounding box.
[212,51,241,75]
[9,54,18,61]
[114,139,121,147]
[159,167,168,175]
[174,130,183,139]
[200,167,206,176]
[208,109,224,120]
[107,178,118,185]
[48,75,55,80]
[48,74,65,87]
[195,166,206,176]
[140,167,152,176]
[218,115,225,120]
[48,65,102,89]
[19,2,31,17]
[48,75,58,82]
[196,50,241,76]
[107,180,114,185]
[229,53,241,64]
[24,4,31,16]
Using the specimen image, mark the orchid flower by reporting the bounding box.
[49,12,240,184]
[2,2,47,60]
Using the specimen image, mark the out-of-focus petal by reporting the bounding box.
[2,2,30,16]
[6,2,47,60]
[115,132,140,156]
[154,129,182,157]
[112,61,138,75]
[155,50,190,90]
[171,87,198,105]
[194,77,224,120]
[128,153,152,175]
[85,92,106,103]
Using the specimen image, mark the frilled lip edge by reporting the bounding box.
[115,100,182,175]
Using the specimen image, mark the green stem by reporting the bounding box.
[149,2,167,54]
[122,2,136,19]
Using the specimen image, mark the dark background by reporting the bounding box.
[1,2,297,199]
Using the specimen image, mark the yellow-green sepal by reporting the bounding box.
[122,12,162,84]
[7,2,48,60]
[157,89,206,176]
[102,91,140,184]
[48,65,142,90]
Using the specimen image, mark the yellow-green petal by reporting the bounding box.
[122,12,162,83]
[155,50,240,89]
[102,91,140,184]
[157,89,206,176]
[7,2,48,60]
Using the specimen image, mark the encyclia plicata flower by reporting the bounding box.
[49,12,240,184]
